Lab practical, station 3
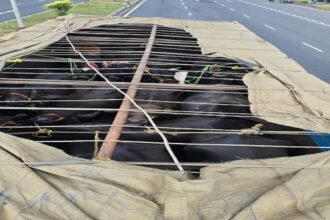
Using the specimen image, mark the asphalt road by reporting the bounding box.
[0,0,84,22]
[128,0,330,83]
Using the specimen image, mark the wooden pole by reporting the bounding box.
[97,25,157,158]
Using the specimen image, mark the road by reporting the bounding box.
[1,0,329,82]
[0,0,84,22]
[127,0,330,83]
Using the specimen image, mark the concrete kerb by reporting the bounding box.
[110,0,143,16]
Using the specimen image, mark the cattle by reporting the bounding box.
[183,134,291,162]
[127,89,187,124]
[0,90,37,107]
[179,91,250,114]
[51,87,123,109]
[110,116,260,162]
[0,24,322,169]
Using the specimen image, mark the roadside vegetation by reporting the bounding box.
[45,0,73,16]
[313,4,330,9]
[295,0,330,11]
[0,0,132,36]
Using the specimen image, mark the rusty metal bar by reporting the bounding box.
[97,25,158,158]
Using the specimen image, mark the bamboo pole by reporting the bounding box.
[97,25,158,158]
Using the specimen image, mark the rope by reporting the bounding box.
[0,98,253,107]
[0,106,328,119]
[144,126,178,136]
[68,58,80,79]
[65,35,184,171]
[0,72,245,82]
[5,97,318,110]
[1,78,328,93]
[1,124,327,135]
[144,124,265,136]
[68,58,97,81]
[125,162,330,169]
[11,58,256,69]
[3,53,249,67]
[239,124,264,135]
[8,128,328,137]
[93,131,101,158]
[0,160,327,169]
[0,70,247,77]
[32,123,53,138]
[143,66,165,83]
[185,65,211,84]
[28,50,241,61]
[0,87,250,95]
[38,139,327,149]
[0,161,96,165]
[1,66,249,75]
[16,56,252,67]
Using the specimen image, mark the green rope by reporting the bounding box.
[185,65,211,84]
[87,73,97,81]
[68,58,96,81]
[68,58,80,80]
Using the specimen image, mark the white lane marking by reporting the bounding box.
[243,14,250,19]
[0,10,13,15]
[184,6,188,9]
[195,0,199,1]
[230,8,235,11]
[238,0,330,28]
[302,42,323,53]
[264,24,275,30]
[182,2,185,5]
[124,0,146,17]
[220,3,225,6]
[188,12,192,16]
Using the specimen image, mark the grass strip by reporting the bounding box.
[0,0,130,36]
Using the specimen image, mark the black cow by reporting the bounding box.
[51,88,123,109]
[179,92,250,114]
[127,89,187,124]
[0,88,38,107]
[183,134,291,162]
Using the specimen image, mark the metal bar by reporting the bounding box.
[124,162,329,169]
[0,87,249,96]
[0,79,247,91]
[0,124,326,135]
[97,25,158,158]
[0,72,245,79]
[0,106,327,119]
[2,51,211,58]
[8,130,323,136]
[9,0,24,28]
[21,57,241,65]
[38,139,325,149]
